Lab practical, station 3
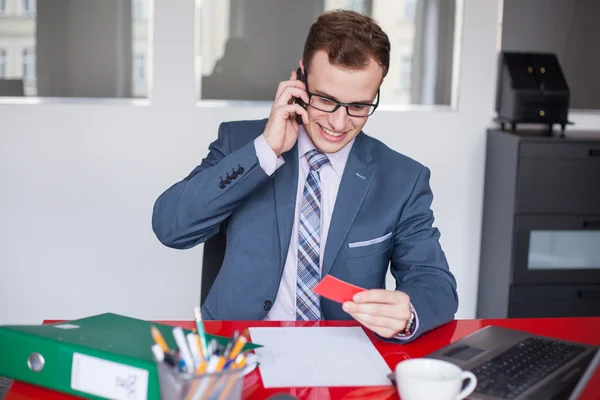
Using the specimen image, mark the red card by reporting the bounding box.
[313,275,366,303]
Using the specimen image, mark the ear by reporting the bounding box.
[299,59,304,73]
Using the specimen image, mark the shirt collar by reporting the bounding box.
[297,125,355,179]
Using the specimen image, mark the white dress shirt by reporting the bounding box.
[254,126,353,320]
[252,126,418,339]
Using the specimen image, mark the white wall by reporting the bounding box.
[1,0,599,326]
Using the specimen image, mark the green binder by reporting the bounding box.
[0,313,261,400]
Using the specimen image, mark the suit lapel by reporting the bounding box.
[274,142,299,267]
[322,133,375,277]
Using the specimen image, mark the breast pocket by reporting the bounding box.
[347,232,393,258]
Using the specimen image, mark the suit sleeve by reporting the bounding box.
[152,122,271,249]
[388,166,458,342]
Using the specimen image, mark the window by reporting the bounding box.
[133,54,146,85]
[349,0,372,15]
[196,0,460,106]
[133,0,147,21]
[0,0,152,99]
[0,50,6,78]
[404,0,416,22]
[22,47,36,83]
[400,56,412,90]
[132,53,147,98]
[0,0,6,16]
[22,0,36,16]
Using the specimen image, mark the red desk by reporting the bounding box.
[6,317,600,400]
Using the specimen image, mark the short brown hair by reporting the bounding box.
[303,9,391,79]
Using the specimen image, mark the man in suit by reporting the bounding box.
[152,10,458,342]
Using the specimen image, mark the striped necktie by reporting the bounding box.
[296,149,330,321]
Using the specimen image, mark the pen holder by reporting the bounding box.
[156,362,244,400]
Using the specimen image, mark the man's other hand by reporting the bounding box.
[342,289,412,338]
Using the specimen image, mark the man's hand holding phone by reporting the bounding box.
[262,69,309,157]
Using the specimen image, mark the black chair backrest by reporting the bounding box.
[200,227,227,306]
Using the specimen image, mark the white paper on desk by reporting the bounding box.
[248,327,392,388]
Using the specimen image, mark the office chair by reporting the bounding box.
[200,225,227,306]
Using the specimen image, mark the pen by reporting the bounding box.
[164,352,178,367]
[224,330,238,359]
[211,355,227,373]
[193,307,210,359]
[173,326,194,373]
[151,344,165,363]
[187,356,222,400]
[218,370,242,400]
[196,360,207,374]
[192,332,208,373]
[178,358,188,373]
[227,334,247,361]
[151,344,178,368]
[232,353,247,369]
[193,330,205,359]
[208,338,218,357]
[223,335,247,369]
[187,332,202,369]
[151,326,170,353]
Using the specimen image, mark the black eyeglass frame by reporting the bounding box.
[301,70,380,118]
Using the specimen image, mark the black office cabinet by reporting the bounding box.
[476,129,600,318]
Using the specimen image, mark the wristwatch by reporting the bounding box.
[399,304,416,337]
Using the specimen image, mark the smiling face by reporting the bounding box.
[303,50,383,154]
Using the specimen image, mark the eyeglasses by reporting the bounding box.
[301,72,380,117]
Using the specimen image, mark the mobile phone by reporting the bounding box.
[293,67,307,125]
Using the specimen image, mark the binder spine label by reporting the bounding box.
[54,324,80,329]
[71,352,149,400]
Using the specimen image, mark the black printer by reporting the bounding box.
[495,52,571,133]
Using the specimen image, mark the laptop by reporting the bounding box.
[424,326,599,400]
[567,347,599,400]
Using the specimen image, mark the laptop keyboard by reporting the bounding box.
[472,337,585,399]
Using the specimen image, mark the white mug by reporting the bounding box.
[395,358,477,400]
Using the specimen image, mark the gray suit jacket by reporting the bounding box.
[152,118,458,342]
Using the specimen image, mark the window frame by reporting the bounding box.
[0,49,7,78]
[21,47,36,83]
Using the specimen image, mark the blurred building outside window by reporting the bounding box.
[0,0,150,98]
[197,0,459,107]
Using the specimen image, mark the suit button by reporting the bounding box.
[263,300,272,311]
